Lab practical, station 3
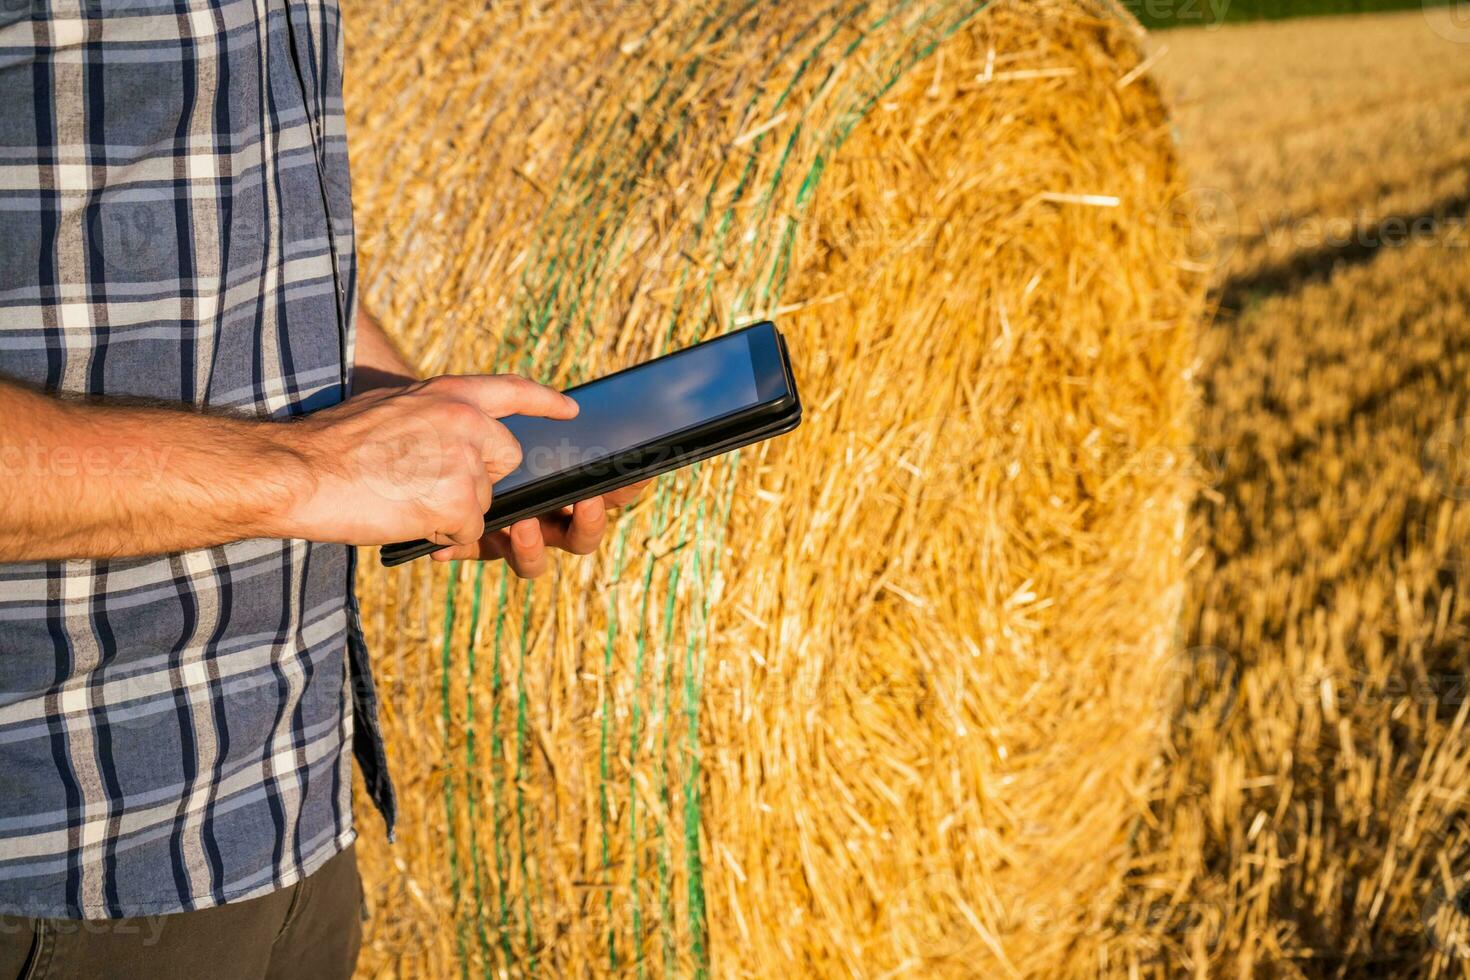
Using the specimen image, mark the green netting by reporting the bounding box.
[435,1,994,973]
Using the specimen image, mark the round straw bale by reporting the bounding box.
[343,0,1201,976]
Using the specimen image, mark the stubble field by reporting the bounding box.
[1118,8,1470,977]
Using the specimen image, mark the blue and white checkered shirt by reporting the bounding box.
[0,0,394,919]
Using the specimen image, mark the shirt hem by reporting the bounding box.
[0,827,358,920]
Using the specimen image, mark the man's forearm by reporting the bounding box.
[0,381,309,562]
[0,305,421,561]
[354,304,420,390]
[0,366,580,564]
[0,307,600,566]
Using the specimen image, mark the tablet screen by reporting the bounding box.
[496,327,771,493]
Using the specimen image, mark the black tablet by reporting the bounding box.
[379,321,801,566]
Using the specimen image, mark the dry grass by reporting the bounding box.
[341,0,1201,976]
[1112,10,1470,976]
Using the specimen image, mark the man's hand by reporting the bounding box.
[352,306,649,577]
[279,374,579,552]
[0,305,647,566]
[425,481,650,575]
[0,370,645,567]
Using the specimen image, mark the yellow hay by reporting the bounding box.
[342,0,1202,975]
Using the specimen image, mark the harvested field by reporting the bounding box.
[341,0,1201,977]
[1114,9,1470,976]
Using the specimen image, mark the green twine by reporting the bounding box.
[599,527,630,970]
[627,480,674,978]
[432,3,997,973]
[515,583,538,972]
[681,503,709,976]
[656,554,684,980]
[464,561,493,977]
[489,571,514,967]
[440,561,468,980]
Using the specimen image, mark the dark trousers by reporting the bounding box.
[0,843,361,980]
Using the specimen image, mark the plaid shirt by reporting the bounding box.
[0,0,394,919]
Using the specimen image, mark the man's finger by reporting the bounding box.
[557,497,606,555]
[432,529,511,564]
[463,447,494,511]
[440,510,486,549]
[442,374,579,421]
[505,518,550,578]
[602,479,651,509]
[481,420,523,482]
